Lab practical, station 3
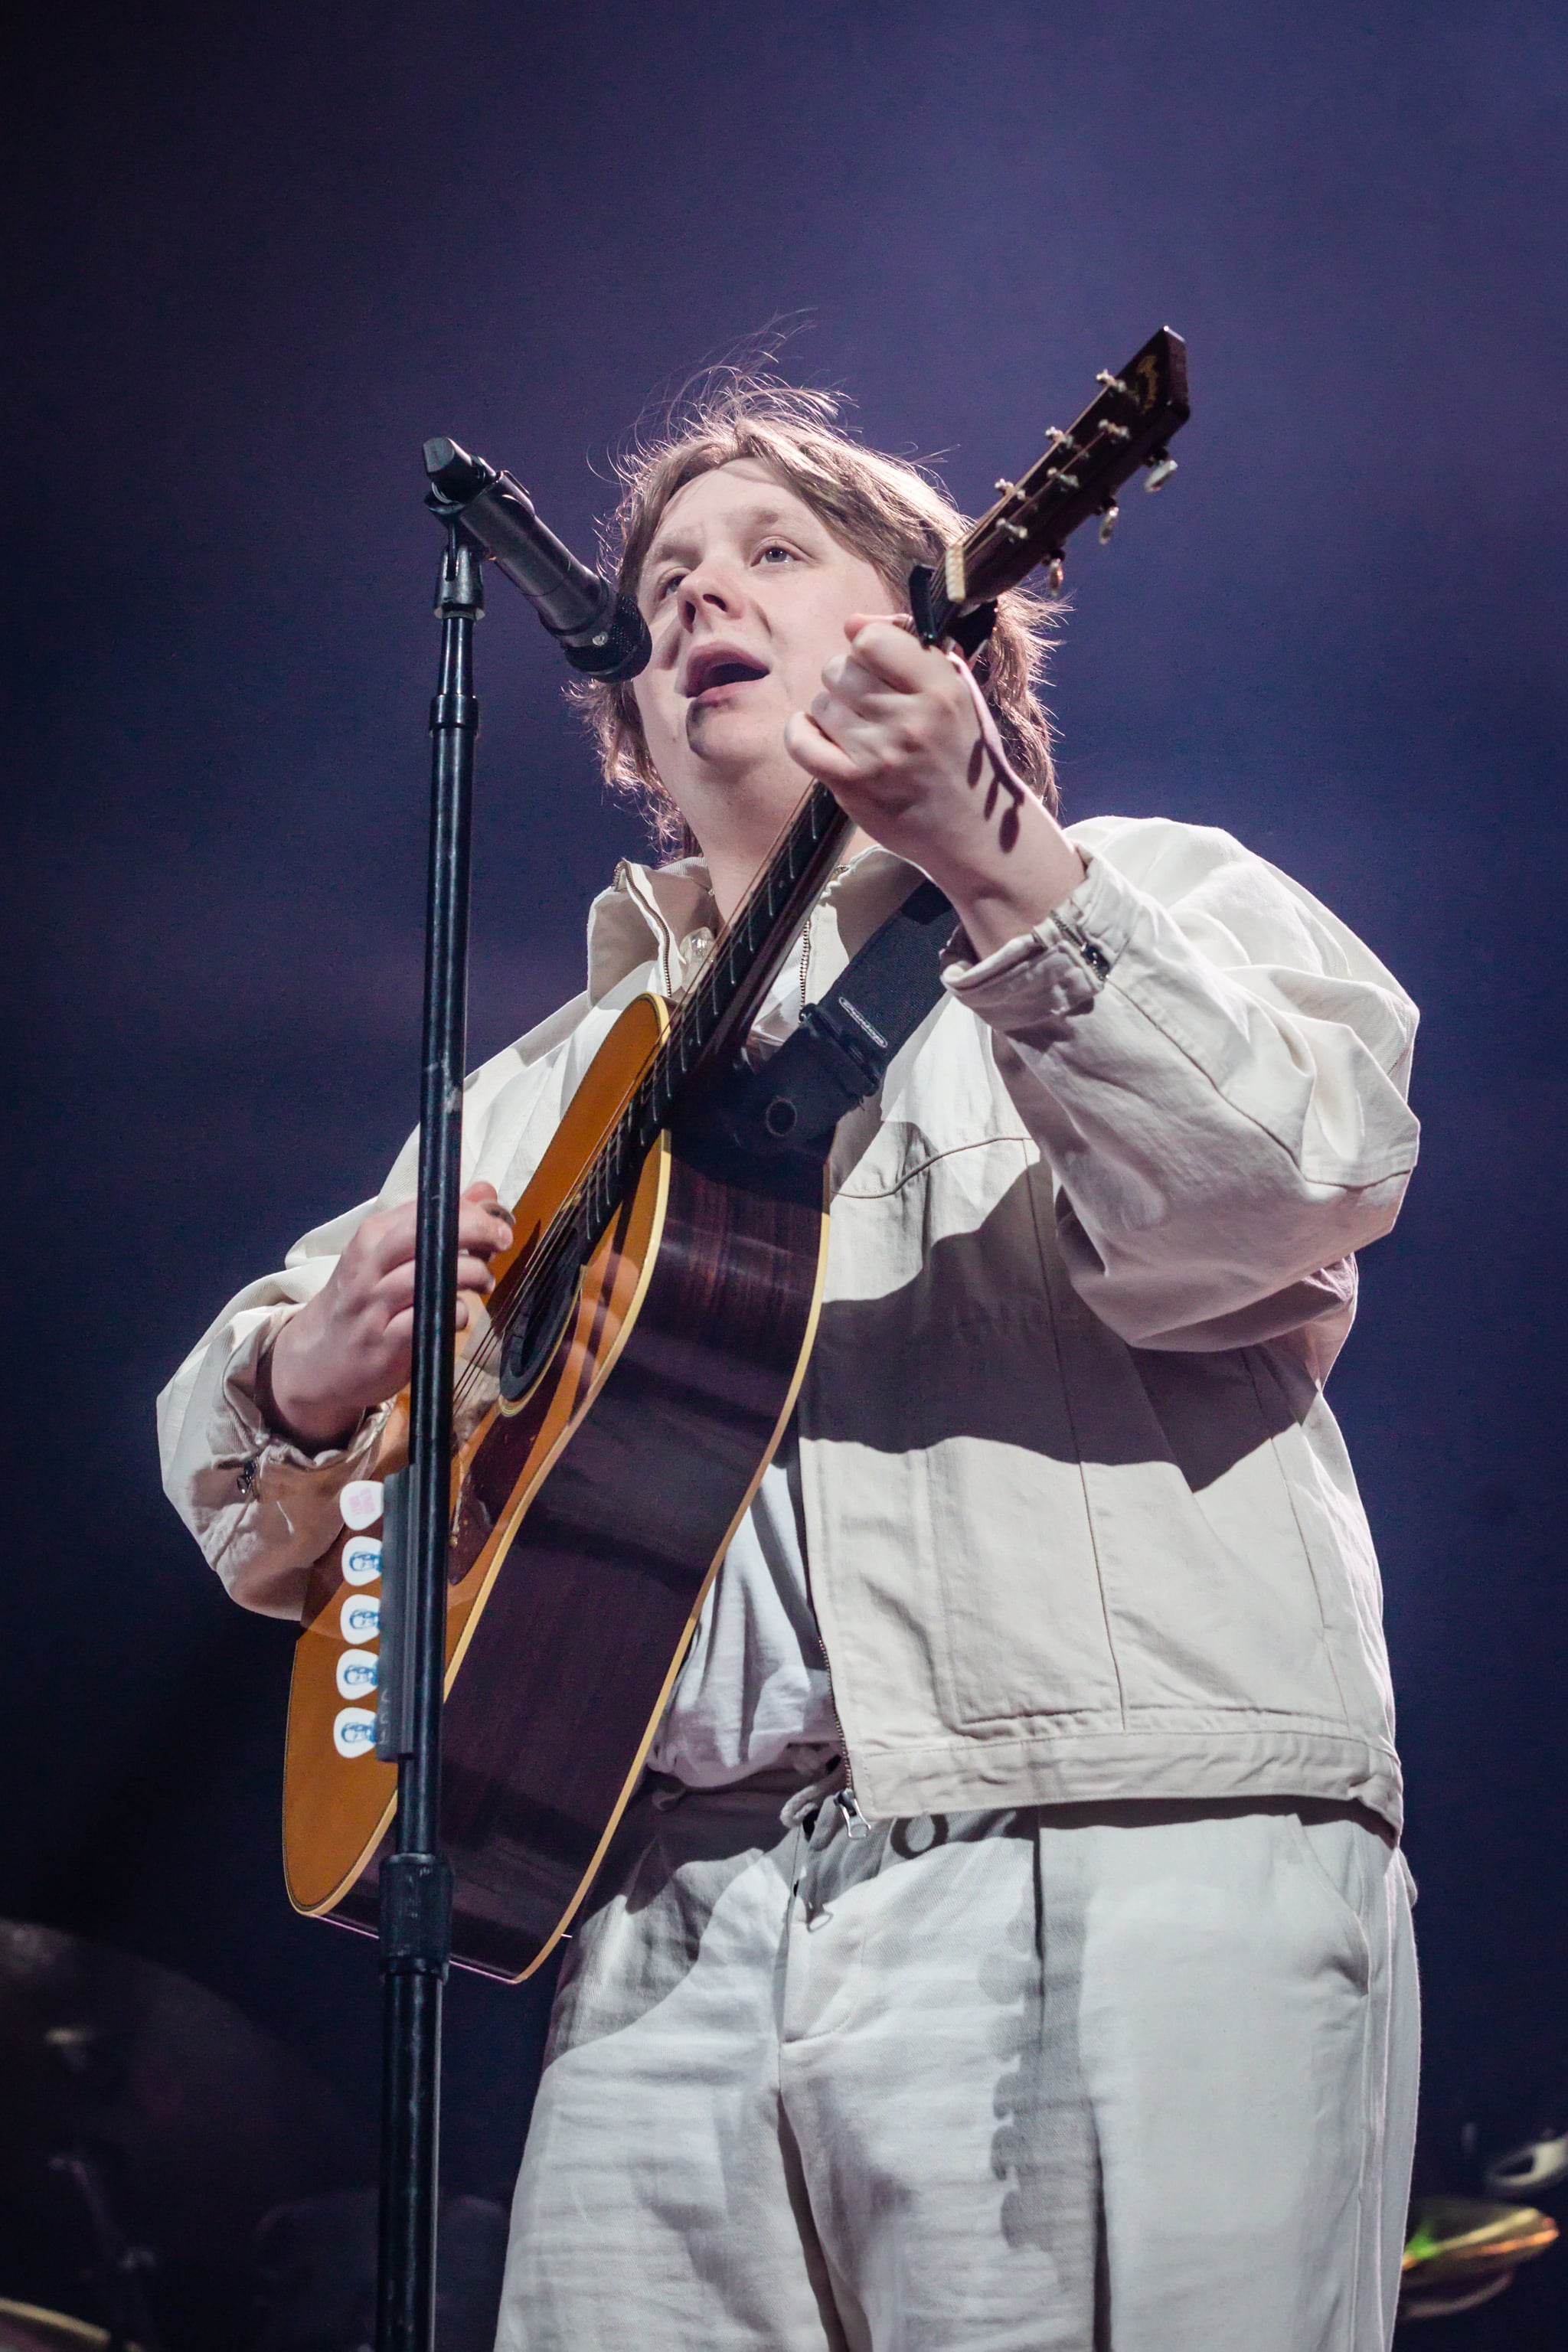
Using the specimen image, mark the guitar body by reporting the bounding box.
[282,992,830,1979]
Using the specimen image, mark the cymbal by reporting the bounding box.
[1399,2267,1517,2322]
[0,1921,371,2265]
[1401,2194,1559,2285]
[0,2300,128,2351]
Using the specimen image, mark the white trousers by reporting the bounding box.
[495,1775,1419,2352]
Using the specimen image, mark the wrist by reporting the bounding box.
[259,1321,361,1453]
[930,818,1086,963]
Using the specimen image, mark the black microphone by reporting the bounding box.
[423,436,652,682]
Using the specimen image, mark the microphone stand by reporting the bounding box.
[375,513,482,2352]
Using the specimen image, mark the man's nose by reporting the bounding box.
[677,560,744,629]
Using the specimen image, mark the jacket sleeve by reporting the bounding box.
[942,817,1419,1352]
[155,993,591,1619]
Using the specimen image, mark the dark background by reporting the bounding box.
[5,1,1566,2341]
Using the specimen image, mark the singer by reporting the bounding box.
[159,374,1421,2351]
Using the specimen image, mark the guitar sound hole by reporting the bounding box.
[497,1256,581,1407]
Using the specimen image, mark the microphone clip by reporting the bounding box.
[421,436,652,682]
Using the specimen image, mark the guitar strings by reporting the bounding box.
[453,773,831,1379]
[449,921,768,1407]
[449,776,843,1415]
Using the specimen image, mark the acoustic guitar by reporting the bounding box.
[282,328,1191,1978]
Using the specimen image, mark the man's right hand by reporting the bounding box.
[265,1181,514,1449]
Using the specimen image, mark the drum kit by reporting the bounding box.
[0,1919,371,2351]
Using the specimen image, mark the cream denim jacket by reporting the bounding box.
[158,815,1420,1830]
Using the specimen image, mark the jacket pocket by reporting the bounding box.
[1282,1808,1376,1995]
[809,1148,1124,1735]
[924,1411,1125,1727]
[1047,1291,1354,1724]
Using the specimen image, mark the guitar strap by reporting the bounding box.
[720,876,957,1160]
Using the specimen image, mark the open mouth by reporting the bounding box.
[683,645,770,701]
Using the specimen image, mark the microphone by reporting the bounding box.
[423,436,652,682]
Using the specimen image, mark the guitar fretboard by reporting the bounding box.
[574,778,851,1246]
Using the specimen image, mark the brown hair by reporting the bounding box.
[571,372,1060,854]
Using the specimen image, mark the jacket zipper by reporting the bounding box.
[784,899,868,1843]
[819,1633,871,1839]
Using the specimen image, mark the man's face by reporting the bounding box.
[630,459,893,826]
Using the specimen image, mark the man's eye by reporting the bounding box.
[757,543,798,565]
[655,571,684,601]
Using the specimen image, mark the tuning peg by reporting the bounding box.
[1095,371,1131,397]
[1046,554,1066,594]
[994,478,1018,496]
[1144,449,1178,492]
[1098,501,1119,545]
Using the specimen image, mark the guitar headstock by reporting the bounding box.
[910,326,1191,651]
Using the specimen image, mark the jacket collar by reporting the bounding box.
[585,858,715,1001]
[583,842,923,1003]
